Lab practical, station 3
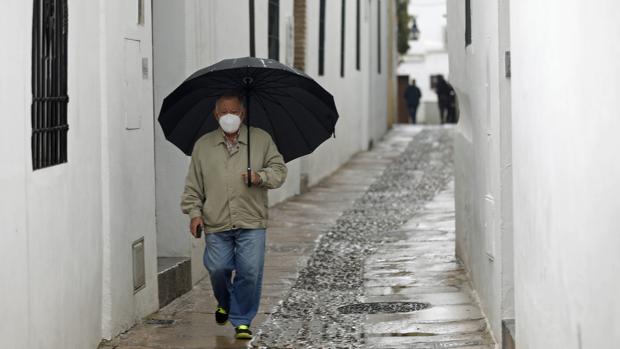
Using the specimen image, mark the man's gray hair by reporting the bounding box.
[215,93,246,113]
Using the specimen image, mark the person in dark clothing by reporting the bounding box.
[404,79,422,124]
[434,75,456,124]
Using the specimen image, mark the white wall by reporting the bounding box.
[1,1,105,348]
[497,0,514,322]
[447,0,505,341]
[301,0,383,184]
[0,1,159,347]
[0,2,40,348]
[511,0,620,347]
[450,0,620,347]
[368,0,390,143]
[153,0,198,274]
[100,0,158,339]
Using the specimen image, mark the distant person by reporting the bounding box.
[404,79,422,124]
[434,75,456,124]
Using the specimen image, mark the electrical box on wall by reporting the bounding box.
[132,237,146,293]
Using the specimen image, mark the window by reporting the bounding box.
[293,0,306,70]
[249,0,256,57]
[340,0,346,77]
[318,0,326,76]
[32,0,69,170]
[356,0,360,71]
[377,0,381,74]
[465,0,472,46]
[268,0,280,60]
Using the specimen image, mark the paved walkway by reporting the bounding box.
[360,182,495,348]
[100,125,495,349]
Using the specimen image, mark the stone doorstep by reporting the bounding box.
[157,257,192,309]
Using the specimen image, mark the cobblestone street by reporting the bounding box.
[100,125,495,349]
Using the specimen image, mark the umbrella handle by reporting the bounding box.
[246,89,252,188]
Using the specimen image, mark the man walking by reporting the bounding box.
[181,94,287,340]
[404,79,422,124]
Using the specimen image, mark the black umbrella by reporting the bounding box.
[158,57,339,186]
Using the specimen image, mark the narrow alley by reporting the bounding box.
[5,1,620,348]
[100,125,495,349]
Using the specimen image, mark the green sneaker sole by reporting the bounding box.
[235,332,252,340]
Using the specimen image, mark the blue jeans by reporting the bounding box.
[204,228,266,327]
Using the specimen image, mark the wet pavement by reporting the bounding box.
[99,125,496,349]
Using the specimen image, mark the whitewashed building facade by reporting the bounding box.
[447,0,620,347]
[0,0,397,348]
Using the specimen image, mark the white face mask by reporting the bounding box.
[218,113,242,133]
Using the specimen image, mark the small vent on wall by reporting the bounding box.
[132,237,146,293]
[505,51,511,78]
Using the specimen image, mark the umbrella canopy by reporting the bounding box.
[158,57,339,162]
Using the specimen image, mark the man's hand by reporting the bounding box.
[241,171,262,185]
[190,217,204,238]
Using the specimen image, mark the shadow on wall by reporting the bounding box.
[452,86,468,136]
[451,84,473,267]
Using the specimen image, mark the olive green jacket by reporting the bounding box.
[180,125,287,233]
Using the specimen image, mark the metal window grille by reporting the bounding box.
[318,0,326,76]
[293,0,306,71]
[268,0,280,60]
[465,0,472,46]
[249,0,256,57]
[340,0,346,77]
[377,0,382,74]
[32,0,69,170]
[355,0,360,71]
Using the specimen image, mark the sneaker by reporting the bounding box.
[215,307,228,326]
[234,325,253,340]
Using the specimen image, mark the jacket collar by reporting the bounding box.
[212,124,248,146]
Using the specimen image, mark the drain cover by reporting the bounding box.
[337,302,429,314]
